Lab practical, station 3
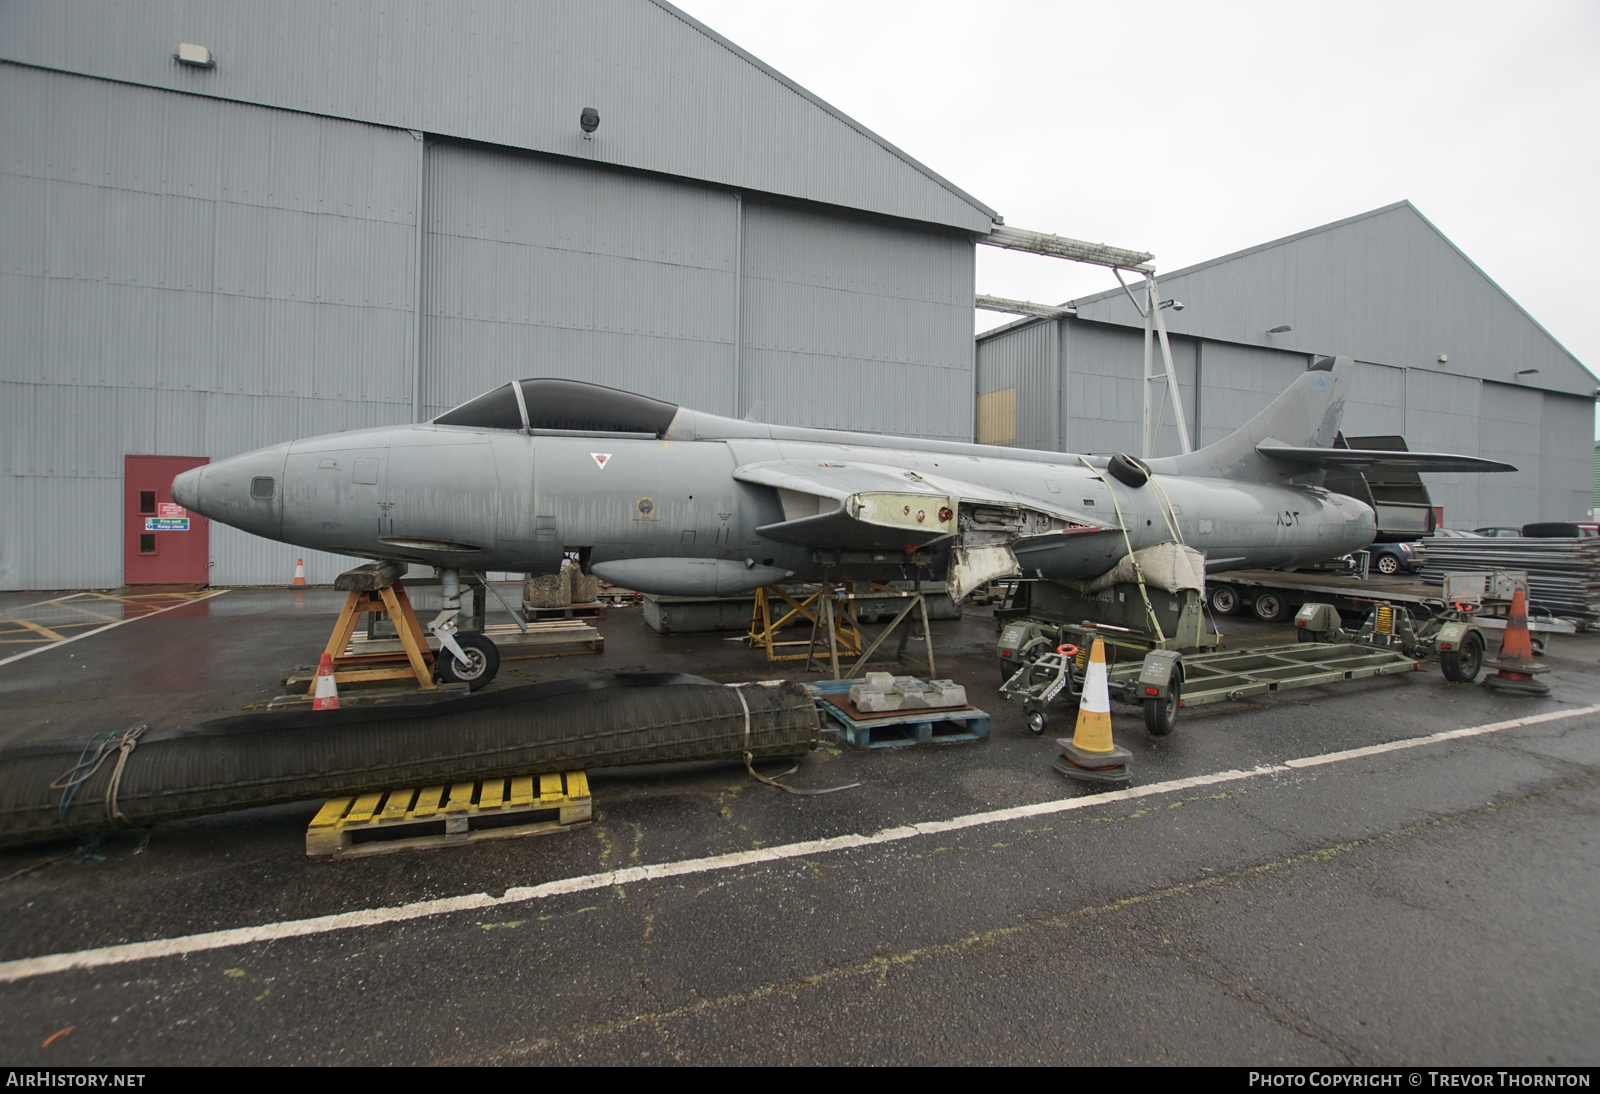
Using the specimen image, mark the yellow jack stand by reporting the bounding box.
[747,584,863,670]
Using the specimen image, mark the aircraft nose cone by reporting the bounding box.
[184,442,290,540]
[171,466,203,511]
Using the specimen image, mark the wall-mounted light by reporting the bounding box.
[580,107,600,138]
[1158,299,1185,311]
[175,43,214,68]
[1437,353,1449,364]
[1516,368,1540,376]
[1267,325,1291,334]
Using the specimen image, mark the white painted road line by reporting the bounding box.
[0,590,229,668]
[2,702,1597,985]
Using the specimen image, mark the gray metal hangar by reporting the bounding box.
[976,203,1599,532]
[0,0,995,589]
[2,4,1595,593]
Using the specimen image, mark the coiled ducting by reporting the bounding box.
[0,674,819,849]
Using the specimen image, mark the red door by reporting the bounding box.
[124,455,210,586]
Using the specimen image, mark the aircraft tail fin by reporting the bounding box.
[1160,355,1348,483]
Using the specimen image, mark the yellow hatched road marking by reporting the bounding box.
[12,620,68,643]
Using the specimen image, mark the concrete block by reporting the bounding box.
[853,690,904,713]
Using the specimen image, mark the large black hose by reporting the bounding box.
[0,674,819,849]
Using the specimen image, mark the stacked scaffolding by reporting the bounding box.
[1419,538,1600,621]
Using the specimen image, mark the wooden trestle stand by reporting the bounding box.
[312,561,437,695]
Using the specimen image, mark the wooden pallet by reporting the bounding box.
[521,602,609,621]
[306,771,591,859]
[805,680,990,749]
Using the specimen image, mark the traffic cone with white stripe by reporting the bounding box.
[311,652,340,711]
[1054,637,1132,785]
[292,558,307,586]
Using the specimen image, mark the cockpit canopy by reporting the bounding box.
[434,379,679,437]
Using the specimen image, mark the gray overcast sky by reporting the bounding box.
[676,0,1600,436]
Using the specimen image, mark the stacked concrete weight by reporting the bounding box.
[523,559,600,611]
[848,673,967,713]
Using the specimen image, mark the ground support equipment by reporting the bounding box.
[307,771,591,859]
[1001,626,1423,737]
[747,582,937,681]
[311,562,437,695]
[805,679,989,749]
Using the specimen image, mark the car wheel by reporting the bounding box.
[1375,552,1400,575]
[437,632,500,690]
[1210,584,1240,616]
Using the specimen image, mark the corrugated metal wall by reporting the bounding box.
[420,140,739,420]
[977,316,1595,530]
[0,0,995,233]
[974,321,1055,450]
[1070,203,1593,398]
[740,199,975,439]
[2,64,983,589]
[0,64,419,588]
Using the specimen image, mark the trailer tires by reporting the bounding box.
[1026,708,1049,736]
[1143,671,1181,737]
[437,633,500,691]
[1252,591,1291,622]
[1440,631,1485,683]
[1210,584,1241,616]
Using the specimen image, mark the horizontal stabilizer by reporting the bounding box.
[1255,442,1517,474]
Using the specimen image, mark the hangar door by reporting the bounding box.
[418,141,740,421]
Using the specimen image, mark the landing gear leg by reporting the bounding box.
[429,567,500,690]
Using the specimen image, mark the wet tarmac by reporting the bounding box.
[0,586,1597,1065]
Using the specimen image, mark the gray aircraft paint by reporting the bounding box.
[173,358,1511,598]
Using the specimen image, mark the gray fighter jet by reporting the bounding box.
[173,356,1511,670]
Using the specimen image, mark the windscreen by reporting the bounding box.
[519,379,678,436]
[433,383,524,430]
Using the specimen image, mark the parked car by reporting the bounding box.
[1368,540,1424,575]
[1473,526,1523,538]
[1429,529,1484,538]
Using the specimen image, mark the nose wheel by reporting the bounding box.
[436,632,500,690]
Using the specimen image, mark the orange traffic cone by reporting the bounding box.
[292,558,307,586]
[311,652,340,710]
[1054,637,1132,785]
[1482,587,1551,697]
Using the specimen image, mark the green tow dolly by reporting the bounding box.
[998,621,1184,738]
[1292,598,1491,684]
[998,608,1456,738]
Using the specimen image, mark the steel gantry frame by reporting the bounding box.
[975,226,1191,460]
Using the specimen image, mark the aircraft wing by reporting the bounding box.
[1255,442,1517,474]
[732,459,1107,551]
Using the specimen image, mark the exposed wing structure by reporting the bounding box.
[1255,442,1517,474]
[732,459,1111,596]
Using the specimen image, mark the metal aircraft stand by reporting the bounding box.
[747,553,940,681]
[747,584,865,666]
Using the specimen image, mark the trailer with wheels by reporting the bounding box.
[999,622,1424,738]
